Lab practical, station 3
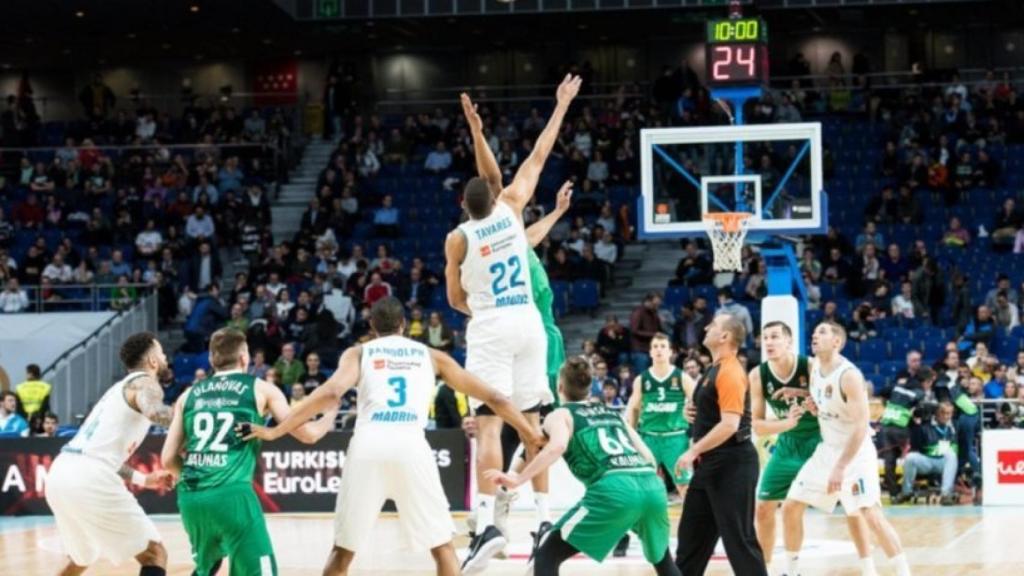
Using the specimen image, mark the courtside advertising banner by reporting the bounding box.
[0,430,468,515]
[982,429,1024,505]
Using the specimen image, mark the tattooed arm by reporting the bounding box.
[124,374,174,428]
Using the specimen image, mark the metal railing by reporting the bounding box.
[0,283,155,314]
[41,290,157,424]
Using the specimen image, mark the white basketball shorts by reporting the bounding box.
[45,452,161,566]
[334,430,456,553]
[465,308,551,411]
[786,439,882,515]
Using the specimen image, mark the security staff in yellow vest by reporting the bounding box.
[16,364,51,420]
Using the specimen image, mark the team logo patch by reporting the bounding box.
[373,359,386,370]
[480,245,492,257]
[824,384,833,399]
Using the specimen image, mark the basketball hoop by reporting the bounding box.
[702,212,753,272]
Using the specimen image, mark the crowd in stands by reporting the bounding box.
[3,59,1024,505]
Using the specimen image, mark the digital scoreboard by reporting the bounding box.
[705,17,769,87]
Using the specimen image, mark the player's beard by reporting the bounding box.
[156,365,173,383]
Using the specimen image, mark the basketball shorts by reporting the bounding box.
[466,310,551,411]
[758,432,821,501]
[786,439,881,515]
[45,452,162,566]
[554,470,670,564]
[178,483,277,576]
[640,432,692,486]
[334,431,456,553]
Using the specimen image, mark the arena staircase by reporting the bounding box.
[271,137,337,243]
[557,240,681,356]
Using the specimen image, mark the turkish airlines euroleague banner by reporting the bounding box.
[0,430,468,516]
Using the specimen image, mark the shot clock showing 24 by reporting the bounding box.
[705,17,769,86]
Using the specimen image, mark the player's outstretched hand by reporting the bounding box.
[555,181,573,213]
[460,93,483,133]
[484,469,523,490]
[786,403,805,423]
[803,396,819,416]
[674,449,697,478]
[145,470,175,491]
[771,387,810,401]
[236,422,278,442]
[523,426,547,451]
[556,74,582,105]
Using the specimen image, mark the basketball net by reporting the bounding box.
[702,212,752,272]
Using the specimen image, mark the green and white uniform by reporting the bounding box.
[528,248,566,407]
[756,356,822,501]
[552,403,671,563]
[637,367,691,485]
[177,371,277,576]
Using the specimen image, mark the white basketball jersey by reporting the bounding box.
[356,335,436,430]
[457,201,535,316]
[810,356,871,449]
[64,372,154,470]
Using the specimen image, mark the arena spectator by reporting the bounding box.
[424,141,452,173]
[992,291,1020,330]
[0,391,29,437]
[248,349,270,380]
[942,217,970,248]
[15,364,51,420]
[299,352,326,393]
[273,343,304,388]
[596,314,629,368]
[0,278,29,313]
[629,292,662,372]
[363,272,392,306]
[41,254,73,284]
[671,242,713,287]
[34,412,59,437]
[958,305,996,354]
[185,205,216,242]
[984,275,1018,310]
[716,288,753,339]
[893,402,959,505]
[424,311,454,353]
[891,280,916,319]
[374,195,400,238]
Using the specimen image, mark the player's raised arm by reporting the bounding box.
[444,230,470,315]
[500,74,581,215]
[485,408,572,489]
[160,390,190,475]
[624,374,644,429]
[461,93,503,197]
[525,181,573,248]
[430,349,540,446]
[241,347,358,443]
[829,368,870,492]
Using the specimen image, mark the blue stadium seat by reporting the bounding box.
[662,286,689,311]
[856,339,889,362]
[570,280,600,312]
[550,281,570,318]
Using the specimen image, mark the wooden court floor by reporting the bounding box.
[2,505,1022,575]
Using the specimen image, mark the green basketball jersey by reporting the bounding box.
[759,356,819,441]
[179,371,262,493]
[528,249,555,325]
[562,403,653,487]
[638,367,688,435]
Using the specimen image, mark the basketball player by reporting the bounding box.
[486,357,681,576]
[785,321,911,576]
[625,332,695,501]
[460,91,573,547]
[160,328,337,576]
[446,73,580,572]
[748,321,820,575]
[45,332,176,576]
[242,297,542,576]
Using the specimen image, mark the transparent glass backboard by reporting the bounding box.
[639,122,826,238]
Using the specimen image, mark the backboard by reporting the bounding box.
[638,122,826,240]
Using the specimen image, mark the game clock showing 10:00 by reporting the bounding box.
[706,18,769,86]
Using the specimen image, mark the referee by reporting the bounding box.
[674,313,767,576]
